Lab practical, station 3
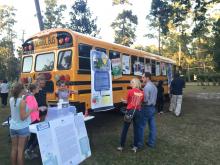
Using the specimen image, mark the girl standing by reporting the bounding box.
[9,83,32,165]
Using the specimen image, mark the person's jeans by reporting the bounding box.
[120,110,141,147]
[138,105,156,147]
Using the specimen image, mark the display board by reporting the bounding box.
[90,50,113,111]
[29,113,91,165]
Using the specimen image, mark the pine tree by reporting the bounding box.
[68,0,99,37]
[111,10,138,46]
[43,0,67,29]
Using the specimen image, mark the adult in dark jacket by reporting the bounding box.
[169,73,185,116]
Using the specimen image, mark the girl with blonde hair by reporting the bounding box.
[117,77,144,153]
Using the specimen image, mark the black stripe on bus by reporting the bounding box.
[78,87,123,94]
[77,70,91,74]
[68,81,91,85]
[112,80,130,84]
[78,89,91,94]
[68,80,130,86]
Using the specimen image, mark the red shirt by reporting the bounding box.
[126,88,144,110]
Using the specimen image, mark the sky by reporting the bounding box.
[0,0,156,50]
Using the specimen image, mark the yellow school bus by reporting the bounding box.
[20,28,176,114]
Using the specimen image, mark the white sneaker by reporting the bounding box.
[116,146,123,152]
[131,146,138,153]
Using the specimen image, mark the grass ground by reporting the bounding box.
[0,85,220,165]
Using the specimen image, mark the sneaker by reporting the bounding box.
[146,143,155,148]
[131,146,138,153]
[30,152,38,159]
[116,146,123,152]
[24,149,31,159]
[24,149,38,160]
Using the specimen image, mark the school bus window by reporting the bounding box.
[78,44,92,70]
[109,50,120,59]
[57,50,72,70]
[22,56,33,72]
[95,47,106,54]
[35,52,54,72]
[139,57,144,63]
[131,55,137,74]
[145,58,151,64]
[151,60,156,76]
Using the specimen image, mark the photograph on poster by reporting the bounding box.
[145,63,152,73]
[122,55,130,74]
[133,61,144,76]
[111,58,122,79]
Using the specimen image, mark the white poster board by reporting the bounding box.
[111,58,122,79]
[122,55,130,74]
[156,63,161,76]
[90,50,113,111]
[161,63,167,75]
[133,61,144,76]
[145,63,152,73]
[167,64,173,86]
[30,113,91,165]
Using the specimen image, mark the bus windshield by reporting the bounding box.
[22,56,33,72]
[35,52,55,72]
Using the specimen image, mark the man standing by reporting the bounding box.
[139,72,157,148]
[169,73,185,117]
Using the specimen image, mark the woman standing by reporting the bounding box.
[0,79,9,108]
[9,83,31,165]
[117,78,144,153]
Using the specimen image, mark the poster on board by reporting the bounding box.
[145,63,152,73]
[30,113,91,165]
[156,63,161,76]
[90,50,113,111]
[161,63,167,75]
[167,64,173,86]
[133,61,144,76]
[111,58,122,79]
[122,55,130,74]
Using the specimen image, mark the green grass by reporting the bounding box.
[1,84,220,165]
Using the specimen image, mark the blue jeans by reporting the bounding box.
[120,110,141,147]
[139,105,156,147]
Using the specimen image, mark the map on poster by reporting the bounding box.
[30,113,91,165]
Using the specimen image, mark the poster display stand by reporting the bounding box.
[29,107,91,165]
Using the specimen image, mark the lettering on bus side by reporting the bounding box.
[33,34,57,50]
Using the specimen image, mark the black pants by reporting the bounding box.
[157,97,164,113]
[1,93,8,106]
[26,120,39,151]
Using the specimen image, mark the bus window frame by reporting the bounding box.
[78,43,93,72]
[22,55,33,73]
[35,52,55,72]
[57,49,72,70]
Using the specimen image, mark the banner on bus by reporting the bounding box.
[90,50,113,111]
